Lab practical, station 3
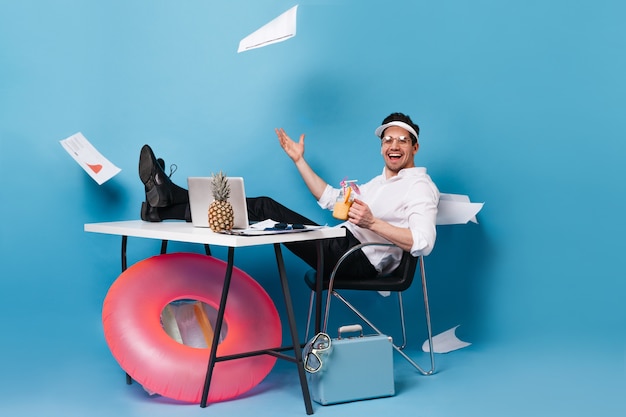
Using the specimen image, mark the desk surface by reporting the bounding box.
[85,220,345,247]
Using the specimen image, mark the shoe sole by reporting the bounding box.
[139,145,172,207]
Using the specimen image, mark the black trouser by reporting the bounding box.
[246,197,378,281]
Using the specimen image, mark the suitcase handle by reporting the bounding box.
[337,324,363,339]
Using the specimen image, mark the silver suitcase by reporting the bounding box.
[306,325,395,405]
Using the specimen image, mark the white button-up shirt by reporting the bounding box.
[317,167,439,275]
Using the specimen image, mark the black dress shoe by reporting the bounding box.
[139,144,175,207]
[139,145,190,208]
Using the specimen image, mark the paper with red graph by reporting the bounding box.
[60,132,121,185]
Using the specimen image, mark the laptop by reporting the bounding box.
[187,177,250,229]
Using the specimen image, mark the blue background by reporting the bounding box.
[1,1,624,415]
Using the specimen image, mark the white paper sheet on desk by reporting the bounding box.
[59,132,121,185]
[437,193,484,225]
[238,5,298,53]
[222,219,325,235]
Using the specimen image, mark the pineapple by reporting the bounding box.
[208,171,234,232]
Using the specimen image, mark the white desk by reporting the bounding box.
[85,220,345,414]
[85,220,344,247]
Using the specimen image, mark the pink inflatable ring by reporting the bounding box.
[102,252,281,403]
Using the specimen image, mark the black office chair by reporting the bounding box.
[304,242,435,375]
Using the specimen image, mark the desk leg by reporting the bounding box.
[120,235,133,386]
[121,235,128,272]
[314,241,324,335]
[200,246,235,408]
[273,243,314,415]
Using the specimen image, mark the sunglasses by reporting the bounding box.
[265,222,305,230]
[381,135,414,146]
[303,332,331,373]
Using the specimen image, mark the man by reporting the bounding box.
[139,112,439,280]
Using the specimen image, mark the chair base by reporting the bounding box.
[328,289,434,376]
[304,244,436,376]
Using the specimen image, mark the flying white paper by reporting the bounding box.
[60,132,121,185]
[422,325,471,353]
[437,193,484,225]
[238,5,298,53]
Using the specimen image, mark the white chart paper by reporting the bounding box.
[60,132,121,185]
